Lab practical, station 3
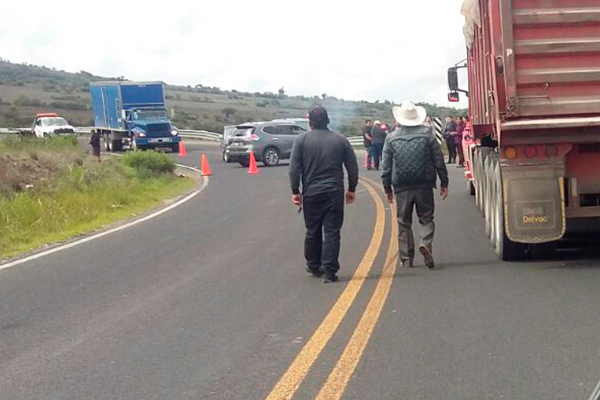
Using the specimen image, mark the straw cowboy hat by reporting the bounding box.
[392,101,427,127]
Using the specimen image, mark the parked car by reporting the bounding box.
[221,125,237,162]
[225,121,307,167]
[31,113,76,138]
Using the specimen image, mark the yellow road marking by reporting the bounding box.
[315,180,398,400]
[265,180,386,400]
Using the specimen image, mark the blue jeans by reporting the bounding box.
[371,143,384,170]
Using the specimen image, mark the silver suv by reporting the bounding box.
[226,121,307,167]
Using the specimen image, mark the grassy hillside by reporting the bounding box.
[0,59,466,135]
[0,137,194,259]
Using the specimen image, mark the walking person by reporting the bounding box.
[444,116,457,164]
[363,119,373,170]
[381,101,449,269]
[455,116,465,167]
[90,129,102,162]
[370,120,387,170]
[289,106,359,283]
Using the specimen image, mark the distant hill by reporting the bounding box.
[0,59,466,135]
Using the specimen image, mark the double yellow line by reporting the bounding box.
[266,178,398,400]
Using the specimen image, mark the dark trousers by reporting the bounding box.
[395,188,435,263]
[445,137,456,163]
[372,143,384,170]
[456,141,464,165]
[303,191,345,274]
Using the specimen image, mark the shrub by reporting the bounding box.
[122,150,175,175]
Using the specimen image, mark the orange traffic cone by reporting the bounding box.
[248,152,259,175]
[201,154,212,177]
[179,142,187,157]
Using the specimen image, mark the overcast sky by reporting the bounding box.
[0,0,468,107]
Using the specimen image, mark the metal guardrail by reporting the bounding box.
[347,136,364,147]
[1,127,366,147]
[179,130,221,142]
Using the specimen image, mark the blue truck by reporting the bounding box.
[90,81,180,152]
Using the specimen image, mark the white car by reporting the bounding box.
[32,113,76,138]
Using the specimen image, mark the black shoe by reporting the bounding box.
[401,260,414,268]
[323,274,339,283]
[306,266,324,278]
[419,245,435,269]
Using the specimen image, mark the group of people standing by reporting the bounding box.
[443,115,468,167]
[362,120,398,170]
[364,115,468,171]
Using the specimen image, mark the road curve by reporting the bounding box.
[1,143,600,400]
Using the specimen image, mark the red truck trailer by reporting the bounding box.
[450,0,600,260]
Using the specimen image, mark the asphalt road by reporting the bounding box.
[1,142,600,400]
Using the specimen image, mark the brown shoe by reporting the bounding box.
[419,245,435,269]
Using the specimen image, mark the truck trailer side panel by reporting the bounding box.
[120,83,165,110]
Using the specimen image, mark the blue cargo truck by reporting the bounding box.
[90,81,180,152]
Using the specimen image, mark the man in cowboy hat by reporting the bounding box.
[381,101,449,269]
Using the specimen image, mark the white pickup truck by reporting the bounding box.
[30,113,76,138]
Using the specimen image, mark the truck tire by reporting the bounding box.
[473,149,484,212]
[484,155,494,238]
[493,153,526,261]
[112,140,122,152]
[468,181,476,196]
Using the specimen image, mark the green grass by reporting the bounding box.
[0,150,195,260]
[0,135,79,152]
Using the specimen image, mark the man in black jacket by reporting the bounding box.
[289,106,359,283]
[363,119,373,170]
[382,101,449,269]
[444,116,457,164]
[370,120,387,170]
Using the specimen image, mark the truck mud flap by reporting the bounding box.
[504,177,566,243]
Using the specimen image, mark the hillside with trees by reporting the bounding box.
[0,59,466,135]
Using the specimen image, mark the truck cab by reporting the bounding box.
[124,108,179,151]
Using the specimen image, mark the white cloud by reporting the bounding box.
[0,0,468,107]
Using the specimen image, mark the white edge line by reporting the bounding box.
[588,378,600,400]
[0,164,208,272]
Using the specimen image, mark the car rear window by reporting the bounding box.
[234,127,254,137]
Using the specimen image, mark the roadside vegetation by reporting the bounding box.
[0,59,466,136]
[0,137,194,259]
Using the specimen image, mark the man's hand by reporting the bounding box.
[386,193,394,204]
[292,194,302,207]
[346,191,356,205]
[440,187,449,200]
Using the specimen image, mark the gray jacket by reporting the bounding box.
[381,125,448,194]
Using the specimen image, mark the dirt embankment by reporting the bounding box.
[0,149,90,198]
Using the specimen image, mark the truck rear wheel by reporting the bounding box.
[491,153,526,261]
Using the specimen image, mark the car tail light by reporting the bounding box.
[251,133,260,141]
